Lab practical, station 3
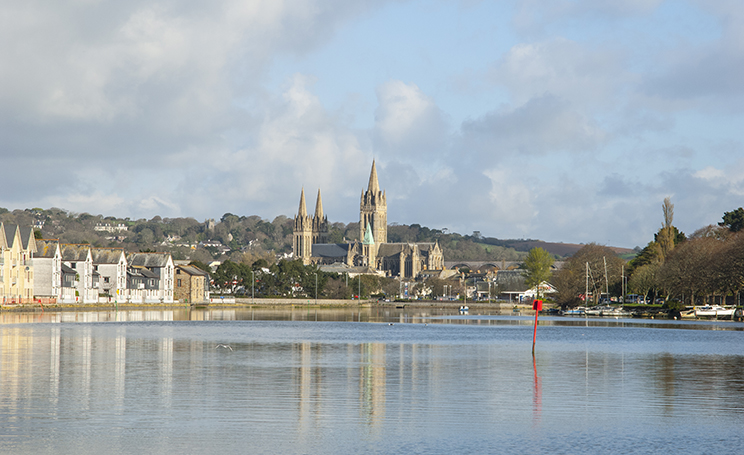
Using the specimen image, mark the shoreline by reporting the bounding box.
[0,298,531,313]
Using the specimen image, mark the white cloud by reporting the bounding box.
[513,0,664,34]
[490,38,628,109]
[373,80,450,159]
[461,95,606,158]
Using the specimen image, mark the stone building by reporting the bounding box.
[293,161,444,278]
[174,265,209,303]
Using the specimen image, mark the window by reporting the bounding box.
[104,277,110,283]
[177,279,182,287]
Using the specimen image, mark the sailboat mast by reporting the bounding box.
[604,257,609,302]
[585,262,589,314]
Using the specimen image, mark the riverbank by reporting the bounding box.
[0,298,533,312]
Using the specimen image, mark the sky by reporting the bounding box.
[2,0,743,249]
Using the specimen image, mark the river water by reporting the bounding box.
[1,308,742,454]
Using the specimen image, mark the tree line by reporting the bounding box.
[549,201,744,308]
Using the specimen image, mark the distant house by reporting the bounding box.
[60,264,78,302]
[0,223,36,303]
[94,223,128,233]
[60,244,98,303]
[126,252,174,303]
[33,239,61,300]
[174,265,210,303]
[92,248,128,301]
[491,270,556,302]
[127,266,161,303]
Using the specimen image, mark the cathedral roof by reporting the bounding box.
[312,243,354,258]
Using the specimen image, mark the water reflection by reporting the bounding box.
[0,313,742,454]
[1,307,742,332]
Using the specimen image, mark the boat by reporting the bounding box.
[600,306,632,317]
[585,306,604,316]
[459,305,469,313]
[562,307,586,316]
[694,305,735,318]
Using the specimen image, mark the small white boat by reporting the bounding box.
[585,306,606,316]
[562,307,586,316]
[600,307,632,317]
[459,305,469,313]
[694,305,735,318]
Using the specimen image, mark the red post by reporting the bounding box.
[532,299,543,354]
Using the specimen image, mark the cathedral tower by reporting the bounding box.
[294,188,329,264]
[312,189,329,245]
[293,188,313,264]
[360,160,387,247]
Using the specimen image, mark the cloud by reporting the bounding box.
[174,74,370,220]
[636,2,744,112]
[513,0,664,34]
[460,94,606,158]
[489,37,628,109]
[0,0,386,219]
[373,80,450,159]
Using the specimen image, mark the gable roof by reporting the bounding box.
[60,244,91,262]
[92,248,126,265]
[1,223,16,249]
[35,239,60,258]
[19,226,35,252]
[176,265,209,276]
[127,252,172,268]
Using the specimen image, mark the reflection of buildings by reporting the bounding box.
[360,343,386,425]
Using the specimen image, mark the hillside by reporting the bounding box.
[0,207,634,264]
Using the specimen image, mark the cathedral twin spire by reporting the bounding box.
[296,187,325,221]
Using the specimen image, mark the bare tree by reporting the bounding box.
[552,243,625,308]
[658,237,722,305]
[657,197,676,262]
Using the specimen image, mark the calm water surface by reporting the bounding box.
[1,308,742,454]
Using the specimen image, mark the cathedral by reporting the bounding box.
[293,161,444,278]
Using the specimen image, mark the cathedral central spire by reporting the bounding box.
[367,160,380,193]
[314,189,324,219]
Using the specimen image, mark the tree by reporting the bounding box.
[657,197,676,261]
[552,243,625,308]
[523,247,554,299]
[713,232,744,300]
[657,237,722,305]
[628,263,659,301]
[719,207,744,233]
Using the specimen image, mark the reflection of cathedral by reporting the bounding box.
[293,161,444,278]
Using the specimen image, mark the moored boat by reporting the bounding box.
[694,305,735,318]
[562,307,586,316]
